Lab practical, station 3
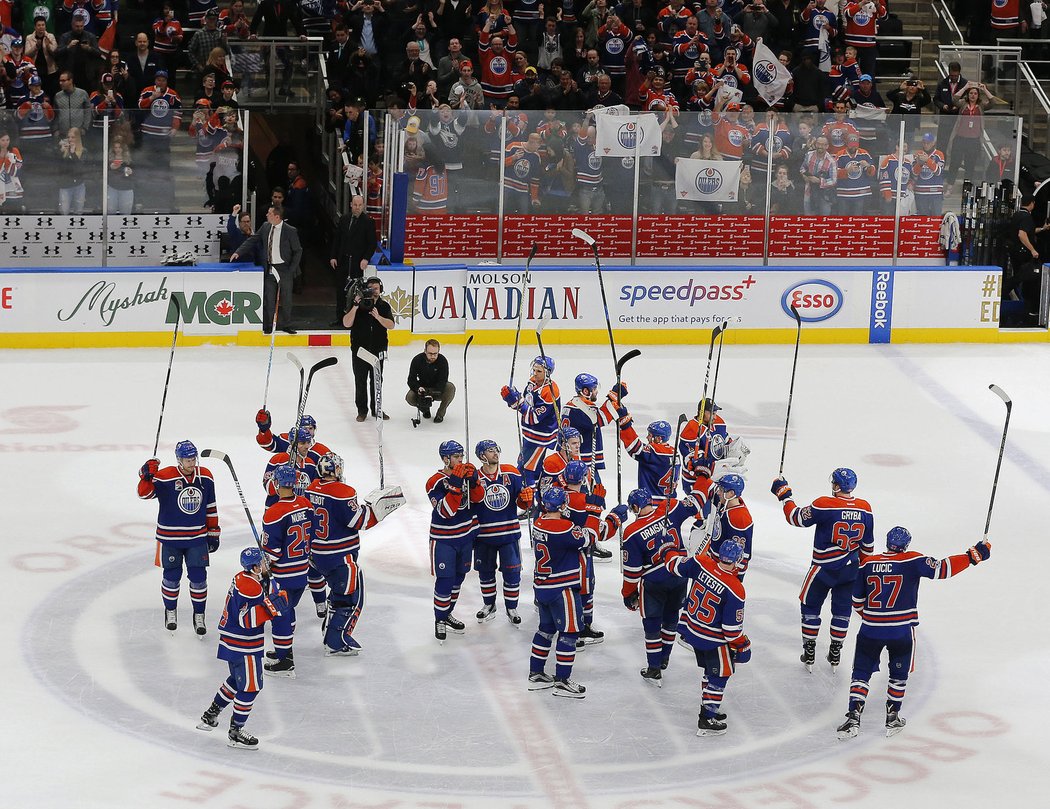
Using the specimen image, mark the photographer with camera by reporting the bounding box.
[343,276,395,422]
[330,195,378,328]
[406,339,456,423]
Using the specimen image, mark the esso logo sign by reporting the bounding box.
[781,279,844,322]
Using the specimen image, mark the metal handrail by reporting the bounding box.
[934,0,965,45]
[1020,61,1050,113]
[874,35,924,82]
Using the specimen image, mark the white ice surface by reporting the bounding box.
[3,340,1048,809]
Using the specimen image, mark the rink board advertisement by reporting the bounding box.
[0,265,263,343]
[395,264,1006,344]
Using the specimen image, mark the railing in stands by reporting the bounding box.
[229,36,326,111]
[875,35,925,83]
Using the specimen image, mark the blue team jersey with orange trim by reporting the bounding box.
[261,495,314,587]
[217,571,276,661]
[622,498,701,593]
[562,396,617,471]
[256,426,331,457]
[427,469,483,543]
[692,477,755,577]
[306,479,376,570]
[475,464,526,544]
[137,465,218,547]
[532,515,592,592]
[853,550,972,638]
[263,451,321,506]
[620,423,679,498]
[667,549,746,649]
[678,415,728,488]
[783,493,874,570]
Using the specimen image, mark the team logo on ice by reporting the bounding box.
[483,483,511,511]
[781,279,844,322]
[177,486,203,514]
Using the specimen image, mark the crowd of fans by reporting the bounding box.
[0,1,1022,219]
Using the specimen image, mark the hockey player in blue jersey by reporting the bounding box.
[427,440,484,642]
[613,402,680,500]
[306,452,402,656]
[772,467,874,671]
[621,488,703,686]
[196,547,289,749]
[679,398,749,495]
[501,356,561,486]
[560,373,626,482]
[138,440,220,636]
[260,463,315,678]
[836,527,991,740]
[473,439,534,626]
[255,411,332,456]
[659,536,752,736]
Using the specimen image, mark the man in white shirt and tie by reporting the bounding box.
[231,204,303,334]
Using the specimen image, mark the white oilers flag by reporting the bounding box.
[675,158,742,202]
[595,112,662,157]
[752,39,790,107]
[818,26,831,72]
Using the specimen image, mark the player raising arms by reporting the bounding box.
[138,440,220,635]
[260,463,315,678]
[528,487,621,698]
[427,440,484,642]
[679,398,749,495]
[613,399,679,501]
[254,411,332,456]
[307,452,404,655]
[501,356,561,487]
[836,527,991,740]
[560,373,625,482]
[659,536,752,736]
[621,488,704,686]
[689,473,754,578]
[772,467,874,671]
[196,547,288,749]
[473,440,534,626]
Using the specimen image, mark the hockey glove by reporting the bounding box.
[729,634,752,664]
[268,589,290,617]
[256,408,271,433]
[517,486,535,509]
[654,541,685,566]
[610,381,629,399]
[593,483,607,499]
[583,494,604,517]
[623,593,640,611]
[771,476,793,502]
[500,385,522,408]
[968,540,991,565]
[364,486,406,521]
[139,458,160,481]
[610,504,629,523]
[207,527,220,553]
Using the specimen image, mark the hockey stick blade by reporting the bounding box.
[200,448,225,462]
[287,352,303,372]
[356,347,380,369]
[571,227,595,246]
[616,348,642,375]
[536,313,552,335]
[989,383,1012,408]
[527,242,538,263]
[790,303,801,324]
[306,356,339,386]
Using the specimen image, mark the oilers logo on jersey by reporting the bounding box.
[607,36,625,54]
[483,483,512,511]
[177,486,203,514]
[490,56,508,75]
[151,98,171,116]
[514,158,532,178]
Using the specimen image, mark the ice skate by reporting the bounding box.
[837,710,861,740]
[164,609,177,633]
[528,672,556,691]
[696,712,728,737]
[552,678,586,699]
[193,613,207,637]
[444,614,466,634]
[196,702,221,731]
[827,640,842,668]
[227,723,260,750]
[885,706,907,737]
[640,667,663,687]
[506,607,522,626]
[435,620,447,644]
[476,603,497,623]
[263,654,296,678]
[801,639,816,672]
[576,624,604,647]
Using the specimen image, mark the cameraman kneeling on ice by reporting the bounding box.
[344,276,395,422]
[406,339,456,423]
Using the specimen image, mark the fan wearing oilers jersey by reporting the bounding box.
[771,467,874,672]
[254,411,332,456]
[835,527,991,741]
[473,439,534,626]
[262,426,321,507]
[260,463,315,678]
[657,536,751,737]
[621,488,704,687]
[306,453,401,657]
[562,460,628,646]
[196,547,289,750]
[689,472,754,577]
[138,440,220,637]
[427,440,485,643]
[560,372,625,483]
[528,487,620,699]
[501,355,561,487]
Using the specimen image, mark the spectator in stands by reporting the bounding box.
[944,82,993,188]
[328,24,354,91]
[790,51,823,112]
[137,69,181,212]
[15,75,55,212]
[986,142,1014,184]
[835,133,876,214]
[25,17,59,98]
[434,0,476,63]
[56,8,103,90]
[152,4,186,71]
[912,132,946,215]
[106,128,136,214]
[887,78,930,140]
[769,163,797,212]
[250,0,308,97]
[800,135,836,214]
[90,73,125,138]
[226,204,258,261]
[737,1,779,44]
[551,69,586,108]
[619,0,657,37]
[54,71,92,137]
[536,18,562,73]
[478,21,520,107]
[341,97,376,161]
[768,0,798,50]
[201,48,233,89]
[586,71,623,106]
[56,126,89,214]
[449,59,484,108]
[0,131,25,211]
[503,131,544,212]
[576,48,604,89]
[125,32,165,103]
[397,40,434,89]
[190,9,228,77]
[103,49,130,99]
[407,17,438,69]
[934,61,966,148]
[284,161,312,229]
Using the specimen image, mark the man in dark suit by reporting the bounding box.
[231,203,302,334]
[124,31,165,102]
[327,24,354,92]
[329,194,378,327]
[934,61,966,149]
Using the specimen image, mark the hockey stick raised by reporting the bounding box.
[509,243,538,389]
[613,348,642,503]
[294,356,339,435]
[985,384,1012,539]
[778,305,802,476]
[701,322,727,403]
[356,348,386,486]
[201,449,262,548]
[710,322,729,405]
[261,267,282,410]
[152,303,181,457]
[535,314,561,424]
[463,334,475,453]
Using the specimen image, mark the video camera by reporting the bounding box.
[344,277,376,313]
